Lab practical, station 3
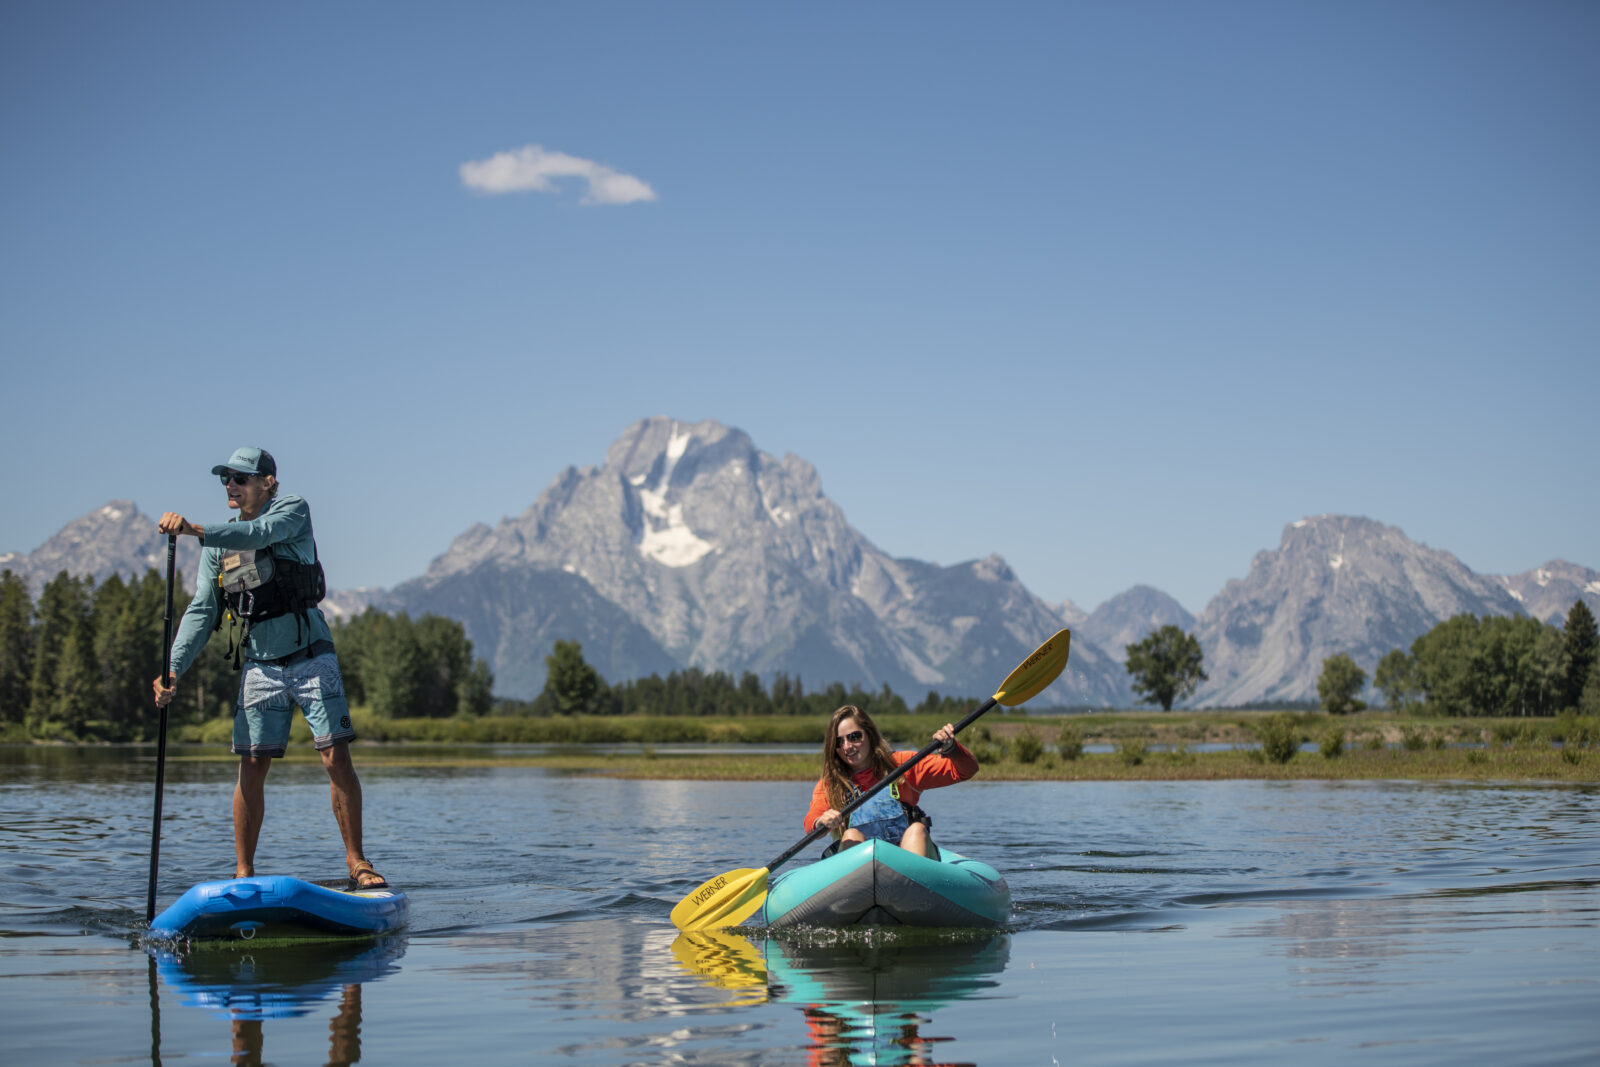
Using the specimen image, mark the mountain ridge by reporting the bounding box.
[7,423,1596,708]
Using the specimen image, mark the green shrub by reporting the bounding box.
[1400,725,1428,752]
[1056,722,1085,760]
[1466,748,1488,765]
[1115,737,1147,766]
[1491,721,1522,747]
[1555,712,1600,748]
[970,739,1004,765]
[1560,745,1585,766]
[1318,726,1344,759]
[1363,731,1385,751]
[1253,714,1299,764]
[1012,727,1044,764]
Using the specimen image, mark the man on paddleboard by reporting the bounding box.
[805,705,978,859]
[150,447,388,890]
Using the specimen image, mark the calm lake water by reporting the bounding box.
[2,745,1596,1065]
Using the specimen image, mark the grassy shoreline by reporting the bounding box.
[137,707,1597,783]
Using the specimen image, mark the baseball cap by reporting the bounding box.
[210,447,277,478]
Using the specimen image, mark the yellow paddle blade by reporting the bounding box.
[670,929,769,998]
[671,867,770,931]
[994,629,1072,706]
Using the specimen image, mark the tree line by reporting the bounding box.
[516,638,976,720]
[0,568,496,739]
[1120,602,1599,718]
[1359,600,1598,717]
[8,563,1595,738]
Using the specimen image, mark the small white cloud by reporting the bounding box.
[459,144,657,205]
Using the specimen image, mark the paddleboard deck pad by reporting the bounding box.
[149,875,408,941]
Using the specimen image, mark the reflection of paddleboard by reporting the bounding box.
[764,839,1011,928]
[149,876,408,941]
[151,934,407,1021]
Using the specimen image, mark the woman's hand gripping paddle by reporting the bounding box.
[670,628,1071,931]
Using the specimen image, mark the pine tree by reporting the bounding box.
[1563,600,1598,713]
[92,574,146,739]
[0,570,34,724]
[28,572,88,734]
[51,617,100,737]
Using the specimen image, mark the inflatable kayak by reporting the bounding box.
[148,876,408,941]
[763,839,1010,928]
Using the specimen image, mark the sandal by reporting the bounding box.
[349,860,389,890]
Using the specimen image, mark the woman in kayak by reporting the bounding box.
[804,704,980,859]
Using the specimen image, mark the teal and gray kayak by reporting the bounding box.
[149,876,408,941]
[762,839,1010,928]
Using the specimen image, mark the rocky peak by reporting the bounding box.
[1079,585,1197,664]
[1192,515,1525,706]
[1493,559,1600,625]
[3,500,202,594]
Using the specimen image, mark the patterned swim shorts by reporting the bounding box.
[231,651,355,758]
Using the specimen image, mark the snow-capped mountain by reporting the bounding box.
[388,417,1128,703]
[11,425,1595,710]
[1494,561,1600,627]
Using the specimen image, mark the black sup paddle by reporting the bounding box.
[671,628,1071,931]
[145,534,177,924]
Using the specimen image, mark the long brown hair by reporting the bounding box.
[820,705,897,827]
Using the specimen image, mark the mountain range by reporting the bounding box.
[5,417,1596,707]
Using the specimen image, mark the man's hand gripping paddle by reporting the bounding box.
[670,629,1071,931]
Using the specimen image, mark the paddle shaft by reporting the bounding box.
[762,694,999,873]
[145,535,177,923]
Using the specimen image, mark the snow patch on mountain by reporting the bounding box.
[632,423,717,567]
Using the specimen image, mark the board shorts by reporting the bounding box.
[232,645,355,758]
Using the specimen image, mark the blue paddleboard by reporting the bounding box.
[149,875,408,941]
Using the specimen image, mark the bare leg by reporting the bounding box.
[321,742,369,878]
[838,828,866,851]
[900,822,932,857]
[234,756,272,878]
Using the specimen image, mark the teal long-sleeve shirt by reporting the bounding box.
[168,493,333,678]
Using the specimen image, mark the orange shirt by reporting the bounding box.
[803,745,979,833]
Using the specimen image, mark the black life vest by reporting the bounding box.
[214,544,326,667]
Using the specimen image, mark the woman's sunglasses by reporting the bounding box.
[219,472,254,487]
[835,730,865,748]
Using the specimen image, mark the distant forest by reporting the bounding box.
[2,567,1594,743]
[0,568,974,741]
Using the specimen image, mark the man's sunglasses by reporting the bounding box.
[835,730,865,748]
[220,472,254,487]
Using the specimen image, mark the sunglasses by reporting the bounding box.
[219,472,255,487]
[834,729,865,748]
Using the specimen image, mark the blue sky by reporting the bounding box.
[2,2,1595,614]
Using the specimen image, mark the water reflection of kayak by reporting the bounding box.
[150,934,407,1021]
[148,875,409,941]
[671,930,1011,1010]
[764,931,1010,1013]
[672,928,1010,1066]
[764,840,1011,928]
